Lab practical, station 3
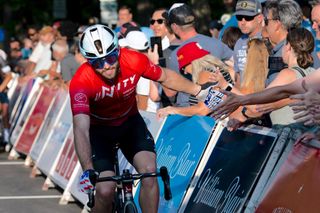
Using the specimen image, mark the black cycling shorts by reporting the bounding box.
[89,113,156,172]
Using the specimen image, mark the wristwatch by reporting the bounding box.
[225,83,233,91]
[241,107,250,119]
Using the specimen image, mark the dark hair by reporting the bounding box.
[119,5,132,14]
[209,20,223,31]
[221,27,243,50]
[287,27,314,68]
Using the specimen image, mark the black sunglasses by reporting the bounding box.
[236,15,256,22]
[150,19,165,25]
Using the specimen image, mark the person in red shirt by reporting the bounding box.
[70,24,205,213]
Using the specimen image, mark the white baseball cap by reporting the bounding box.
[118,31,150,51]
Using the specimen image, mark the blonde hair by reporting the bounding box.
[241,38,269,93]
[191,54,230,83]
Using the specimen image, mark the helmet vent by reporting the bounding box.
[94,40,103,54]
[107,43,116,53]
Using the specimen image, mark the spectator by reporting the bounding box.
[167,3,233,107]
[213,28,316,126]
[51,39,80,83]
[263,0,320,86]
[27,25,39,47]
[221,26,243,50]
[114,6,133,33]
[233,0,264,81]
[215,37,272,127]
[219,0,267,39]
[209,20,223,39]
[149,8,181,107]
[8,37,22,72]
[21,37,33,60]
[157,42,234,118]
[25,26,56,76]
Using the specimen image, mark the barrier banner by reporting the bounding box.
[35,98,72,176]
[182,127,277,213]
[256,141,320,213]
[134,115,215,213]
[8,74,21,115]
[244,127,290,212]
[51,128,78,189]
[10,78,42,146]
[9,79,33,125]
[29,88,68,161]
[14,85,58,155]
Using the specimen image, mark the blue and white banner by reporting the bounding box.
[135,115,215,213]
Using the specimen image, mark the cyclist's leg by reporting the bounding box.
[133,151,159,213]
[120,113,159,213]
[94,171,116,213]
[90,125,120,213]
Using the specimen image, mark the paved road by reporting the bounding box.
[0,150,83,213]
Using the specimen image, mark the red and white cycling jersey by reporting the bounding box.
[69,48,162,126]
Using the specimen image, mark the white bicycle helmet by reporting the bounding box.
[79,24,118,59]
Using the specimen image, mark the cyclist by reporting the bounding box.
[69,24,206,213]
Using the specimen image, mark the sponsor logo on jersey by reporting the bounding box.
[95,75,136,101]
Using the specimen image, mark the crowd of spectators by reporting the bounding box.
[0,0,320,149]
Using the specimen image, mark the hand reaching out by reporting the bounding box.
[157,106,176,119]
[290,80,320,125]
[212,90,243,120]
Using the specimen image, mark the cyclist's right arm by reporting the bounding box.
[73,113,94,171]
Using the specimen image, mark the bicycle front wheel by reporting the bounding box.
[123,201,138,213]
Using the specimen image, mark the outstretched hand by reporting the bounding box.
[211,90,243,120]
[290,80,320,125]
[157,106,176,119]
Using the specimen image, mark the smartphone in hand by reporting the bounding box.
[150,36,163,58]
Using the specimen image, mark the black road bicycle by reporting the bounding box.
[87,145,172,213]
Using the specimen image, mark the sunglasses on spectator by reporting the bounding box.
[88,49,119,69]
[264,18,278,26]
[236,15,256,22]
[150,19,165,25]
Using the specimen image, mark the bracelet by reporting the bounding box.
[241,107,250,119]
[225,83,233,91]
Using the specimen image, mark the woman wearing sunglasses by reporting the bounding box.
[69,24,207,213]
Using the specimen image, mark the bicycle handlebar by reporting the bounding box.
[86,166,172,209]
[160,167,172,200]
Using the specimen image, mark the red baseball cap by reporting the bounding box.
[177,42,210,70]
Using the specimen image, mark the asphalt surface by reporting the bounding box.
[0,149,84,213]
